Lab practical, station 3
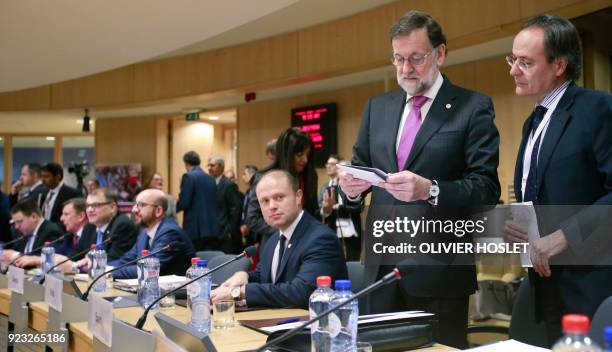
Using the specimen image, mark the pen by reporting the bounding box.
[276,317,300,325]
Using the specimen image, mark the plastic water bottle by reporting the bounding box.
[189,260,211,334]
[41,241,55,274]
[310,276,334,352]
[91,244,107,292]
[137,249,149,305]
[186,257,200,310]
[604,326,612,352]
[87,244,97,279]
[330,280,358,352]
[552,314,602,352]
[140,254,161,310]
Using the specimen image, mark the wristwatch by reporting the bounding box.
[428,180,440,204]
[230,286,241,301]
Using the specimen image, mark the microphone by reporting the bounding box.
[81,241,179,301]
[39,237,112,284]
[2,234,28,247]
[4,233,69,273]
[134,245,258,329]
[255,263,415,352]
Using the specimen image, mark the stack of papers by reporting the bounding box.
[116,275,187,289]
[464,339,550,351]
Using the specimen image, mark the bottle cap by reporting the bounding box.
[316,276,332,287]
[141,249,149,256]
[562,314,590,333]
[90,244,97,249]
[96,244,104,250]
[334,279,351,291]
[44,241,51,246]
[604,326,612,342]
[191,257,200,264]
[197,260,208,267]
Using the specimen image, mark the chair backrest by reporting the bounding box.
[508,276,548,348]
[590,296,612,347]
[196,250,225,262]
[207,255,251,285]
[346,261,367,313]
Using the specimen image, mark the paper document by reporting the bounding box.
[510,202,540,267]
[260,310,433,333]
[117,275,187,288]
[337,164,388,186]
[464,339,550,351]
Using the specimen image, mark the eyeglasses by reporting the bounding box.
[134,202,160,210]
[391,48,436,67]
[86,202,111,209]
[505,55,534,71]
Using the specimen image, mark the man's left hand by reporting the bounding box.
[380,171,431,202]
[14,255,41,269]
[530,229,568,278]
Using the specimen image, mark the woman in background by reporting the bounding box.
[147,172,176,219]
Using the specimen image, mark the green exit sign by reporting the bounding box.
[185,112,200,121]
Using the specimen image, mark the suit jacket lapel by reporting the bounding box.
[386,91,407,173]
[403,78,457,170]
[535,85,575,197]
[275,214,308,282]
[514,118,532,202]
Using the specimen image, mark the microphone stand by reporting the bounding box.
[256,268,402,352]
[135,246,257,330]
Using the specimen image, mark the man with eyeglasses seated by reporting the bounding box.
[74,188,137,269]
[107,189,195,279]
[2,200,62,268]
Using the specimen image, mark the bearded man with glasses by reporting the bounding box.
[339,10,500,348]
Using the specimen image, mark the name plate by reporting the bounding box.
[44,274,63,311]
[8,266,24,294]
[88,294,113,347]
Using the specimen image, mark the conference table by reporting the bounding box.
[0,277,456,352]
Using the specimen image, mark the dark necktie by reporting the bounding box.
[523,106,548,202]
[275,234,286,281]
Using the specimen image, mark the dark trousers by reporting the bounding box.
[367,279,469,349]
[532,272,564,346]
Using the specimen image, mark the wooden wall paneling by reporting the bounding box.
[0,86,51,111]
[519,0,583,18]
[155,117,170,194]
[54,137,62,164]
[3,136,12,193]
[474,56,532,203]
[95,117,157,185]
[442,61,477,90]
[297,5,396,76]
[51,66,135,108]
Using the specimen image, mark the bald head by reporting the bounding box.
[133,188,167,229]
[139,188,168,212]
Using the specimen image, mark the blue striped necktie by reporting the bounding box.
[96,230,103,245]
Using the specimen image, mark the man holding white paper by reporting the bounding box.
[339,11,500,348]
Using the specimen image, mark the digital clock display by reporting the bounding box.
[291,103,337,168]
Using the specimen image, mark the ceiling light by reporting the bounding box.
[46,136,55,141]
[82,109,90,132]
[208,115,219,121]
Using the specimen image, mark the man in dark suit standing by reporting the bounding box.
[40,163,82,228]
[208,156,243,253]
[109,189,196,279]
[339,11,500,348]
[3,200,62,268]
[177,151,219,250]
[211,170,347,308]
[503,14,612,345]
[9,163,48,209]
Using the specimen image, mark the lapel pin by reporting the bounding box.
[445,103,452,109]
[288,243,292,249]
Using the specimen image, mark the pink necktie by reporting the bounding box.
[396,96,428,169]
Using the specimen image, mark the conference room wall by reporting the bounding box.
[0,0,605,111]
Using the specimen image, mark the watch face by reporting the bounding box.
[430,185,440,197]
[231,286,240,299]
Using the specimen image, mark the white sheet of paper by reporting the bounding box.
[337,164,387,186]
[45,274,63,311]
[88,294,113,347]
[116,274,186,288]
[511,202,540,267]
[463,339,550,351]
[8,266,24,294]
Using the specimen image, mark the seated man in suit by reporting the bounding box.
[108,189,196,279]
[2,200,62,268]
[54,197,97,262]
[9,163,48,209]
[77,188,138,266]
[211,170,348,308]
